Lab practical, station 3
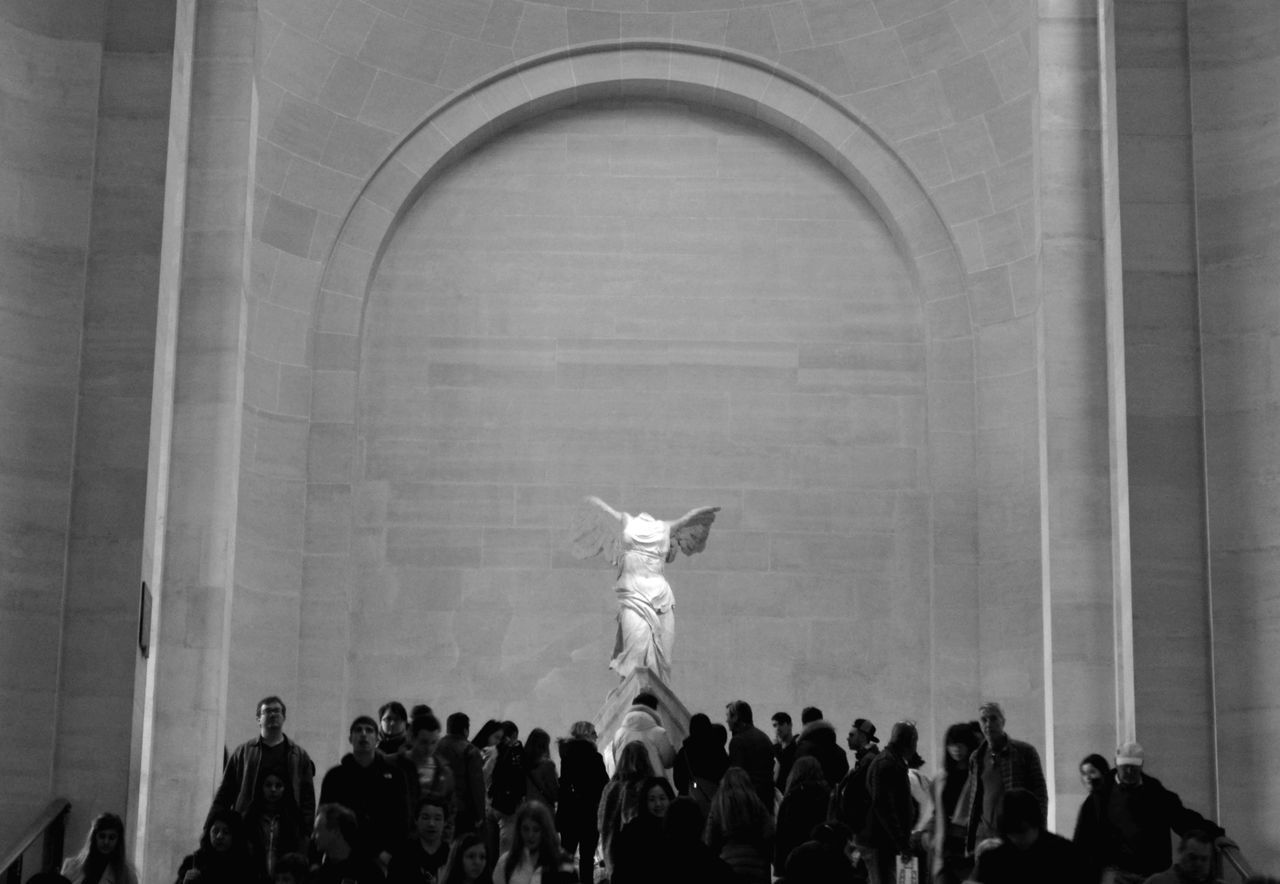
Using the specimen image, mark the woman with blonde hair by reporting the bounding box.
[704,767,774,884]
[556,721,608,884]
[61,813,139,884]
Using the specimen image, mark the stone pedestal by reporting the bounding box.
[594,668,693,771]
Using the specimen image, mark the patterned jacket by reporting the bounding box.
[964,736,1047,852]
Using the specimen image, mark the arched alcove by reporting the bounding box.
[277,43,980,757]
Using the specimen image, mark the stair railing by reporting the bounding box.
[0,799,71,884]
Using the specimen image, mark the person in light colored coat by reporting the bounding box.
[606,692,676,781]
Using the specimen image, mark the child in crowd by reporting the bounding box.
[442,832,492,884]
[388,796,452,884]
[244,770,306,879]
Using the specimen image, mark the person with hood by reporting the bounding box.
[606,691,675,781]
[556,721,608,884]
[174,809,257,884]
[792,706,849,788]
[319,715,412,866]
[673,712,729,811]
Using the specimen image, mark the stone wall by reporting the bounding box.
[1192,0,1280,870]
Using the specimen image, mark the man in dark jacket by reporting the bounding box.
[1073,741,1227,882]
[726,699,776,812]
[972,788,1088,884]
[772,711,798,792]
[965,701,1047,853]
[319,715,412,866]
[436,712,485,835]
[793,706,850,786]
[864,721,917,884]
[208,695,316,829]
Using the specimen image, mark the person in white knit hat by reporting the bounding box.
[1072,740,1233,884]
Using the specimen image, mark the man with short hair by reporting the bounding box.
[726,699,776,812]
[387,796,451,884]
[1074,742,1228,883]
[970,788,1088,883]
[831,716,879,836]
[864,721,918,884]
[395,712,456,823]
[771,711,797,792]
[436,711,485,835]
[1141,830,1216,884]
[209,696,316,828]
[965,701,1047,854]
[310,803,383,884]
[319,716,412,866]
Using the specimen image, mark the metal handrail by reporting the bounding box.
[0,798,71,884]
[1220,842,1255,882]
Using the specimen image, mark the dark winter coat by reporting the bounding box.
[865,747,913,853]
[556,738,608,839]
[972,830,1089,884]
[792,720,849,787]
[436,733,485,833]
[1072,773,1223,877]
[728,724,777,812]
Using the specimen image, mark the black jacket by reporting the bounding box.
[556,738,608,836]
[728,724,777,812]
[319,753,412,858]
[1072,773,1223,877]
[973,830,1088,884]
[793,721,849,787]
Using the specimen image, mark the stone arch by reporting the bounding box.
[312,41,969,362]
[294,41,978,740]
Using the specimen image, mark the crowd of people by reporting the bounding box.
[49,694,1280,884]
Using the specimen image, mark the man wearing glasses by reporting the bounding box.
[208,695,317,829]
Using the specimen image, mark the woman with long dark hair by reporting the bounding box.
[704,767,774,884]
[612,776,675,884]
[61,813,139,884]
[173,809,257,884]
[597,740,658,880]
[523,728,559,814]
[773,756,831,873]
[930,721,981,884]
[442,832,493,884]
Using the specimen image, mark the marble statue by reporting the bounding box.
[572,496,720,684]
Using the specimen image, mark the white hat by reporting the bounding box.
[1115,741,1144,766]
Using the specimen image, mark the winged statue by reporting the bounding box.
[571,496,720,684]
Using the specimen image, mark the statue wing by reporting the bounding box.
[671,506,719,557]
[570,504,624,565]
